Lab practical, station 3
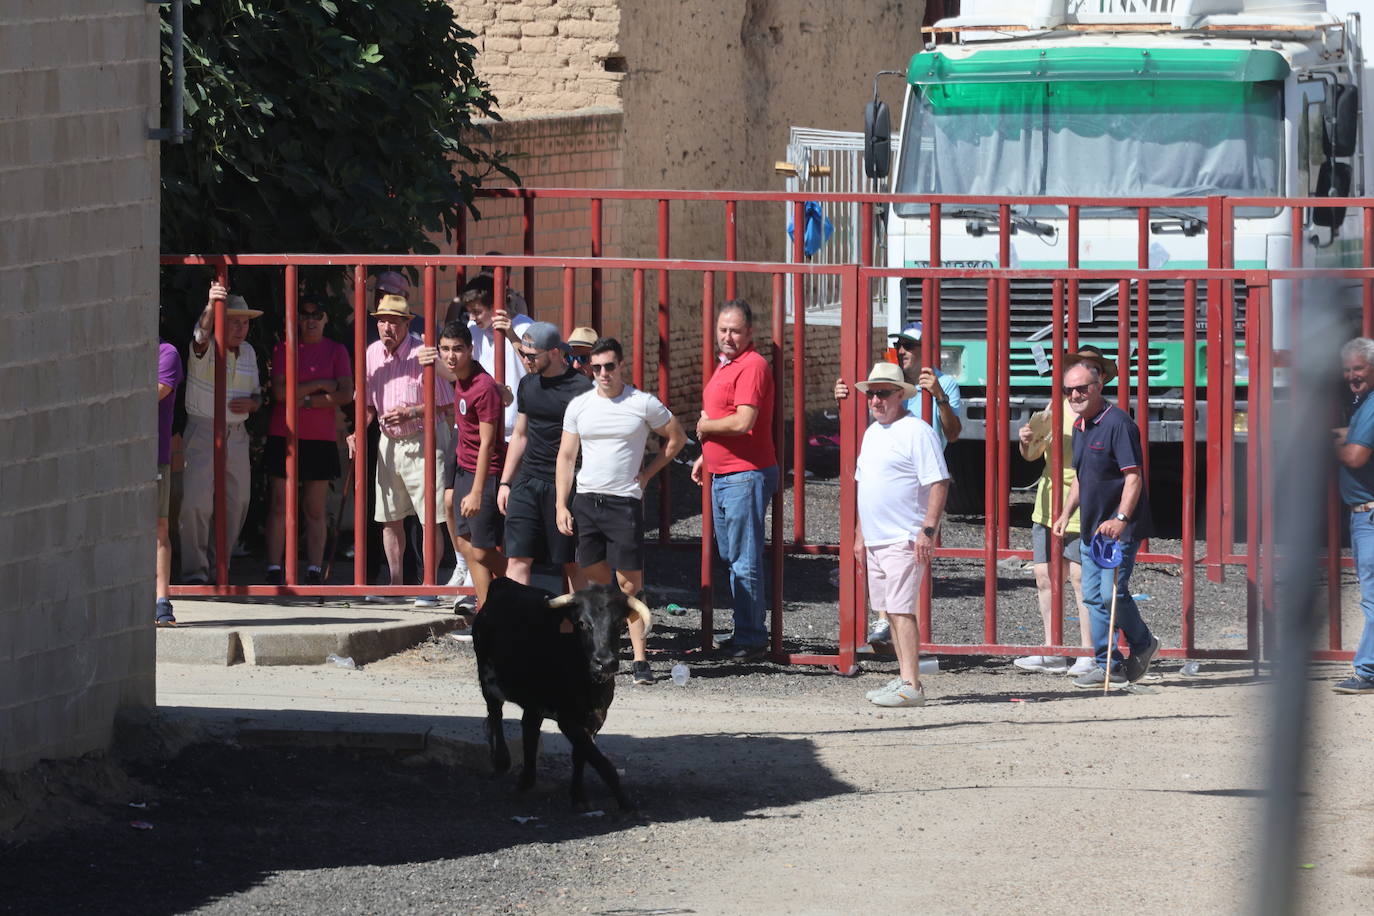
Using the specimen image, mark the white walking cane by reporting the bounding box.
[1090,532,1125,695]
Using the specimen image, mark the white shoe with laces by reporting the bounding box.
[1013,654,1068,674]
[1067,656,1098,677]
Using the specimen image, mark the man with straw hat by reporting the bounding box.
[852,362,950,707]
[179,281,263,584]
[1053,350,1159,688]
[346,293,455,604]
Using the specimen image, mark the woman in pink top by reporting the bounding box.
[264,296,354,585]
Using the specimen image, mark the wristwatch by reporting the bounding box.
[934,396,948,405]
[922,526,936,538]
[1114,512,1129,522]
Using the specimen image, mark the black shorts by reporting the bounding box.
[505,476,577,565]
[450,466,504,549]
[265,435,342,481]
[572,492,643,571]
[444,448,458,490]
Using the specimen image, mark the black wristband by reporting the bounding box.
[498,481,511,488]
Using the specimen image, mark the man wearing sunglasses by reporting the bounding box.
[557,338,687,684]
[1052,359,1159,688]
[497,323,592,592]
[852,362,950,707]
[567,326,598,378]
[264,295,353,586]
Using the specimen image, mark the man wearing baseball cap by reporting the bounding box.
[498,322,592,594]
[179,281,263,584]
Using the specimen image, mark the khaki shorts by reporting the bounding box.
[157,463,172,519]
[375,433,447,524]
[866,540,926,617]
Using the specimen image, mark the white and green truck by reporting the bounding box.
[855,0,1369,504]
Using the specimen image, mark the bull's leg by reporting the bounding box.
[558,721,634,812]
[482,688,510,774]
[517,707,542,792]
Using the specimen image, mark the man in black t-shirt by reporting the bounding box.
[497,323,594,587]
[1053,357,1159,689]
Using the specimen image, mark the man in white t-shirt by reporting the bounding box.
[556,337,687,685]
[853,362,950,708]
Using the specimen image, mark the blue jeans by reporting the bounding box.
[1080,537,1153,671]
[1349,512,1374,678]
[711,465,779,648]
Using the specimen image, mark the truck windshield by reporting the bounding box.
[893,79,1282,218]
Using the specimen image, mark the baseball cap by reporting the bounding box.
[522,321,568,353]
[889,322,923,345]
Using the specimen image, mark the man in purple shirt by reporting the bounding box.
[157,340,184,626]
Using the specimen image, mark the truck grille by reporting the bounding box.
[902,277,1247,338]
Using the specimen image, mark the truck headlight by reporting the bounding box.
[940,345,963,380]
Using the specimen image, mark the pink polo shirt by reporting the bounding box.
[268,339,352,441]
[702,346,776,473]
[364,333,455,439]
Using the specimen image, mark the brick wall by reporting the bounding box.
[443,111,630,339]
[0,3,160,772]
[449,0,624,117]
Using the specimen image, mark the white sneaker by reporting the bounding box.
[872,682,926,707]
[864,676,904,701]
[1067,656,1098,676]
[1013,655,1068,674]
[413,596,441,609]
[445,562,470,588]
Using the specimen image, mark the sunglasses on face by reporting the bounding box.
[299,311,325,321]
[866,388,900,400]
[897,340,919,352]
[518,349,543,361]
[1063,383,1096,396]
[590,361,618,374]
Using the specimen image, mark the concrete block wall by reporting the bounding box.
[0,3,160,772]
[450,0,624,117]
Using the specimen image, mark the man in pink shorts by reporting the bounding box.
[853,362,950,707]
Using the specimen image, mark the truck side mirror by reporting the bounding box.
[864,99,891,180]
[1329,84,1360,158]
[1313,160,1352,228]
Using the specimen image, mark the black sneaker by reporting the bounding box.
[632,661,654,685]
[1124,635,1160,684]
[304,567,323,586]
[724,643,768,661]
[1332,674,1374,694]
[1072,666,1127,689]
[265,567,284,586]
[154,598,176,627]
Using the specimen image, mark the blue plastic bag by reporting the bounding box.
[787,201,834,259]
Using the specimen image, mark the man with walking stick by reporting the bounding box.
[1053,355,1160,689]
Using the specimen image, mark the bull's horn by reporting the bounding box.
[547,593,577,608]
[626,595,652,631]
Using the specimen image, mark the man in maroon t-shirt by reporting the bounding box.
[690,300,778,659]
[422,321,507,610]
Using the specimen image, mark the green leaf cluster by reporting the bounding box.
[159,0,518,257]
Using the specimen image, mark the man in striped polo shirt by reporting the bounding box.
[179,281,262,584]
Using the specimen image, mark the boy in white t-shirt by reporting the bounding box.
[556,337,687,685]
[853,362,950,708]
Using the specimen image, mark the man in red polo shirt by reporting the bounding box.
[690,300,778,659]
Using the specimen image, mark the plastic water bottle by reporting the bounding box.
[919,657,939,675]
[670,663,690,686]
[665,603,688,617]
[1180,660,1201,677]
[326,653,356,669]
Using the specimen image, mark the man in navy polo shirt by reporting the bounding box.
[1053,357,1160,688]
[1333,337,1374,694]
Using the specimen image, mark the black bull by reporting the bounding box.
[472,578,651,810]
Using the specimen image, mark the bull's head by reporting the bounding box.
[548,585,652,682]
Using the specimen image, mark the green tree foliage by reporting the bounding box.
[160,0,516,256]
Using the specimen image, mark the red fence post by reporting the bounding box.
[213,263,228,589]
[1181,279,1197,653]
[983,277,999,644]
[837,264,863,673]
[725,200,738,301]
[1049,278,1065,649]
[1245,280,1262,659]
[523,197,536,314]
[791,200,807,546]
[353,266,368,588]
[770,271,786,658]
[658,200,671,544]
[562,266,576,337]
[699,269,715,647]
[284,266,299,587]
[632,269,646,390]
[422,265,438,588]
[591,197,603,330]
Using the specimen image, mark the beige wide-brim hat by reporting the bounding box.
[1061,344,1118,383]
[223,294,263,319]
[853,361,917,399]
[369,293,414,320]
[567,326,598,348]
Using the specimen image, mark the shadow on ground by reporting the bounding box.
[0,708,850,916]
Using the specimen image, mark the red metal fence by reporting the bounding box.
[162,189,1374,671]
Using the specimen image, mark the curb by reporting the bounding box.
[157,616,467,667]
